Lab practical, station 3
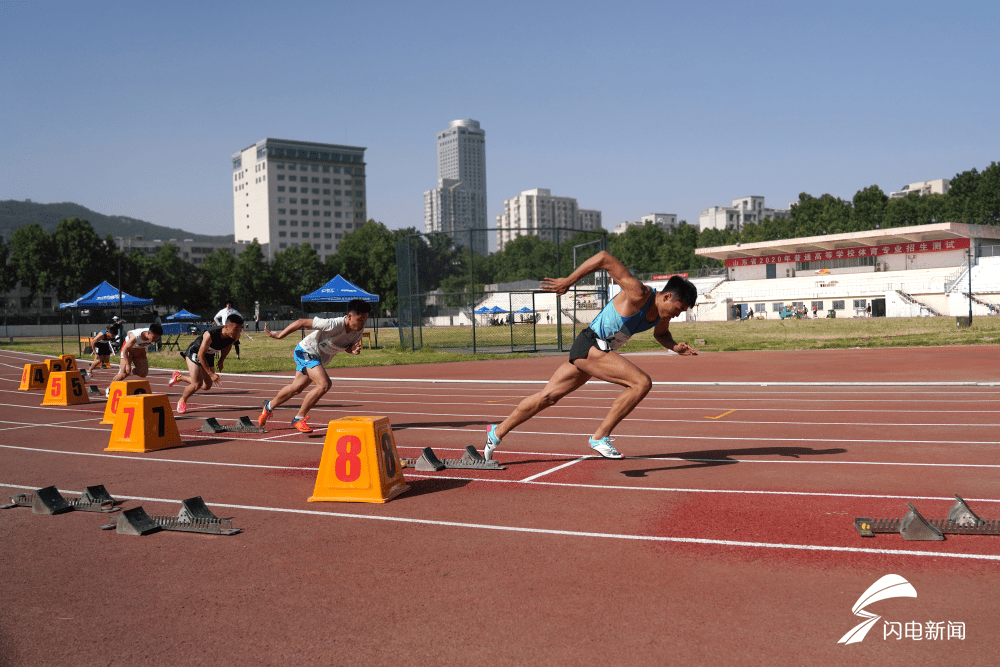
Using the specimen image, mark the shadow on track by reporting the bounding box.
[622,446,848,477]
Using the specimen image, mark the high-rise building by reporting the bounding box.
[423,119,488,255]
[233,138,366,261]
[699,196,788,232]
[496,188,603,251]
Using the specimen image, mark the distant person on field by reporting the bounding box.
[88,327,115,374]
[214,299,243,359]
[482,251,698,461]
[866,303,872,317]
[170,313,243,414]
[257,299,371,434]
[107,323,163,395]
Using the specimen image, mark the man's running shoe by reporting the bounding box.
[292,417,313,433]
[257,400,272,428]
[168,371,181,387]
[177,400,187,415]
[484,424,501,461]
[104,386,110,398]
[589,436,623,459]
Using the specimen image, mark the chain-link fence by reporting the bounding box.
[396,228,608,353]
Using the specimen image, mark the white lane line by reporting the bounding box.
[2,482,997,562]
[4,444,1000,504]
[395,425,1000,446]
[520,456,590,482]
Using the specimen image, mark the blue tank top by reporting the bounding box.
[589,288,659,351]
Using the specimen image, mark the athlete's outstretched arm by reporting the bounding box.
[541,251,643,297]
[264,318,314,340]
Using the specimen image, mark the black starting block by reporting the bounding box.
[200,416,265,434]
[855,495,1000,541]
[88,385,100,396]
[404,446,505,471]
[1,485,119,514]
[103,496,241,536]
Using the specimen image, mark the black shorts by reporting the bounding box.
[569,327,610,363]
[182,343,214,369]
[94,342,112,356]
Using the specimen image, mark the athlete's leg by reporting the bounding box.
[295,365,332,418]
[570,348,652,439]
[267,371,314,411]
[179,357,209,403]
[495,362,591,439]
[132,354,149,378]
[110,351,132,383]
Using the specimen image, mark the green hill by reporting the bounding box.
[0,199,234,244]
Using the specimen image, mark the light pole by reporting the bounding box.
[968,246,973,324]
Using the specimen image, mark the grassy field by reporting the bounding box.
[2,316,998,372]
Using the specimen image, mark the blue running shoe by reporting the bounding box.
[485,424,501,461]
[589,436,623,459]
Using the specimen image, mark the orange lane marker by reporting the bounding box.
[705,409,736,420]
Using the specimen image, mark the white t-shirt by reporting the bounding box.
[126,328,156,350]
[297,317,363,365]
[214,306,241,326]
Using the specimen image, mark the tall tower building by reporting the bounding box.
[423,119,488,255]
[233,138,366,261]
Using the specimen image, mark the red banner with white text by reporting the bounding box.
[725,238,970,268]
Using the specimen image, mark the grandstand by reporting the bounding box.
[694,222,1000,321]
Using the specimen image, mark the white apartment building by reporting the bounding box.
[889,178,950,199]
[496,188,603,251]
[699,196,789,232]
[612,213,678,235]
[233,138,367,262]
[424,119,488,255]
[115,236,263,266]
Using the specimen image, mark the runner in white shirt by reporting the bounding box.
[107,323,163,394]
[257,299,372,433]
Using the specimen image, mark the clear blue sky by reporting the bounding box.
[3,0,998,240]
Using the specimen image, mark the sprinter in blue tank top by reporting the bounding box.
[483,250,698,460]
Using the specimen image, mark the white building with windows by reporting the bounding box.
[424,119,488,255]
[889,178,950,199]
[496,189,603,251]
[232,138,367,261]
[699,196,789,232]
[612,213,678,235]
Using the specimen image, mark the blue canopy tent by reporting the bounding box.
[301,275,379,304]
[300,274,381,347]
[474,306,492,314]
[166,309,201,321]
[59,281,154,356]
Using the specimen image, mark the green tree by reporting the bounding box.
[232,240,273,311]
[491,234,558,283]
[0,236,13,294]
[850,185,888,231]
[271,244,326,306]
[199,249,238,309]
[328,221,403,313]
[607,222,667,274]
[49,218,111,301]
[8,223,54,299]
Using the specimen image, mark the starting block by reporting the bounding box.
[41,370,90,406]
[1,485,118,514]
[404,446,506,471]
[105,497,240,536]
[855,495,1000,541]
[199,416,265,434]
[18,363,49,391]
[309,416,410,503]
[105,393,182,453]
[101,379,152,424]
[88,385,101,396]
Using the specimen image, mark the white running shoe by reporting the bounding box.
[589,436,623,459]
[104,386,110,398]
[484,424,501,461]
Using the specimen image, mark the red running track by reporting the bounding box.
[1,345,998,666]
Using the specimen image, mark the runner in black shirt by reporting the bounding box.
[169,314,243,414]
